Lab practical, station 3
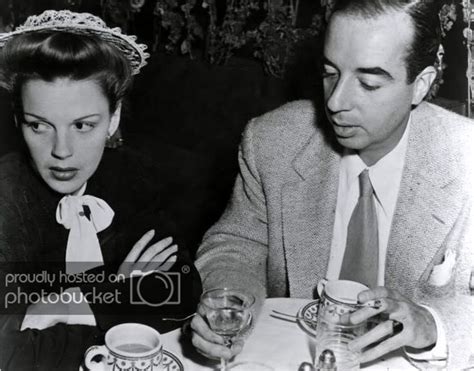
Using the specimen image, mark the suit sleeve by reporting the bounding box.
[414,195,473,370]
[195,119,268,311]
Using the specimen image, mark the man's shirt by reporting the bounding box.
[326,116,447,363]
[327,120,409,283]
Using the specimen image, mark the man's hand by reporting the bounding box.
[347,287,437,363]
[189,307,244,361]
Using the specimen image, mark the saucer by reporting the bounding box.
[80,349,183,371]
[296,300,319,337]
[162,349,184,371]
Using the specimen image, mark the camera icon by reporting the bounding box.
[129,270,181,307]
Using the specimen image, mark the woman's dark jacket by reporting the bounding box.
[0,148,202,370]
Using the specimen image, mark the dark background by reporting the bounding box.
[0,1,469,257]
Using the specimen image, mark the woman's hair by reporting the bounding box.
[1,31,133,113]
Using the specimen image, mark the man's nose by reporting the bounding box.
[325,77,353,114]
[51,131,73,159]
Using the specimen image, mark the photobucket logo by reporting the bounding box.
[130,270,181,307]
[4,287,122,309]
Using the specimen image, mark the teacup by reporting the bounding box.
[317,279,369,320]
[315,279,369,370]
[84,323,163,371]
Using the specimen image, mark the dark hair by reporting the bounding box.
[332,0,441,83]
[1,31,132,113]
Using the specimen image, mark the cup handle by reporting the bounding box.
[84,345,108,371]
[317,278,328,298]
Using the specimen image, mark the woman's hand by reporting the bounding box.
[118,229,178,277]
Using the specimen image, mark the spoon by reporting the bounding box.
[271,310,317,323]
[161,313,196,321]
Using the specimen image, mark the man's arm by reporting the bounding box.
[191,119,270,360]
[196,118,269,304]
[349,197,473,370]
[415,196,473,369]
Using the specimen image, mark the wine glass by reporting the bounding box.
[200,288,255,371]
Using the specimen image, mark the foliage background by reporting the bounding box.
[0,0,469,256]
[0,0,464,85]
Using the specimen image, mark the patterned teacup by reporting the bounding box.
[84,323,163,371]
[317,279,369,322]
[315,279,369,370]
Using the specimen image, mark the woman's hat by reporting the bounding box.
[0,10,149,75]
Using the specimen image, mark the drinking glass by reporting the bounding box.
[200,288,255,371]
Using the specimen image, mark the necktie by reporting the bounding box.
[339,169,379,288]
[56,195,114,274]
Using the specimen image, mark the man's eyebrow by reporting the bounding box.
[356,67,394,80]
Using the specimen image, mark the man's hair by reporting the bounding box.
[1,31,132,113]
[332,0,442,83]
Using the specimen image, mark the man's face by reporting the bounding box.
[323,11,417,165]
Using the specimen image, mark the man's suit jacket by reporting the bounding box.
[196,100,473,369]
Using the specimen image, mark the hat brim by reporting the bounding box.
[0,25,149,75]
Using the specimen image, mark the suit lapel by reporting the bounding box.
[281,132,341,298]
[385,104,463,296]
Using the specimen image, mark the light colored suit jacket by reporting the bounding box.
[196,100,473,369]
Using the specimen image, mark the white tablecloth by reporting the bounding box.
[161,298,415,370]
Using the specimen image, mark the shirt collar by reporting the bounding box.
[340,116,411,214]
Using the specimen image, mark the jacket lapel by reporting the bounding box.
[281,132,341,298]
[385,104,463,297]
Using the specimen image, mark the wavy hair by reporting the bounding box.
[1,31,132,113]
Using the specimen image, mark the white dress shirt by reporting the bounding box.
[327,120,409,283]
[326,117,447,364]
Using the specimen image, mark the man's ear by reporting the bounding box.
[411,66,437,105]
[108,102,122,137]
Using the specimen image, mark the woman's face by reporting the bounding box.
[20,78,120,194]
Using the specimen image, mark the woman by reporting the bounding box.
[0,10,201,370]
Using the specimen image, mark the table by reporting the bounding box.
[161,298,415,370]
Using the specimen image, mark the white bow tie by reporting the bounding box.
[56,195,114,274]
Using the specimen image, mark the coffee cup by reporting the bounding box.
[315,279,369,370]
[84,323,163,371]
[317,279,369,319]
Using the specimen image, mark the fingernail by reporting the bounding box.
[149,229,155,235]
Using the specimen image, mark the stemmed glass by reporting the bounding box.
[200,288,255,371]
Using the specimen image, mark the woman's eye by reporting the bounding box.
[74,122,95,132]
[322,65,338,79]
[322,70,338,79]
[24,121,50,133]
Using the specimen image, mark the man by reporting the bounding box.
[191,0,473,369]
